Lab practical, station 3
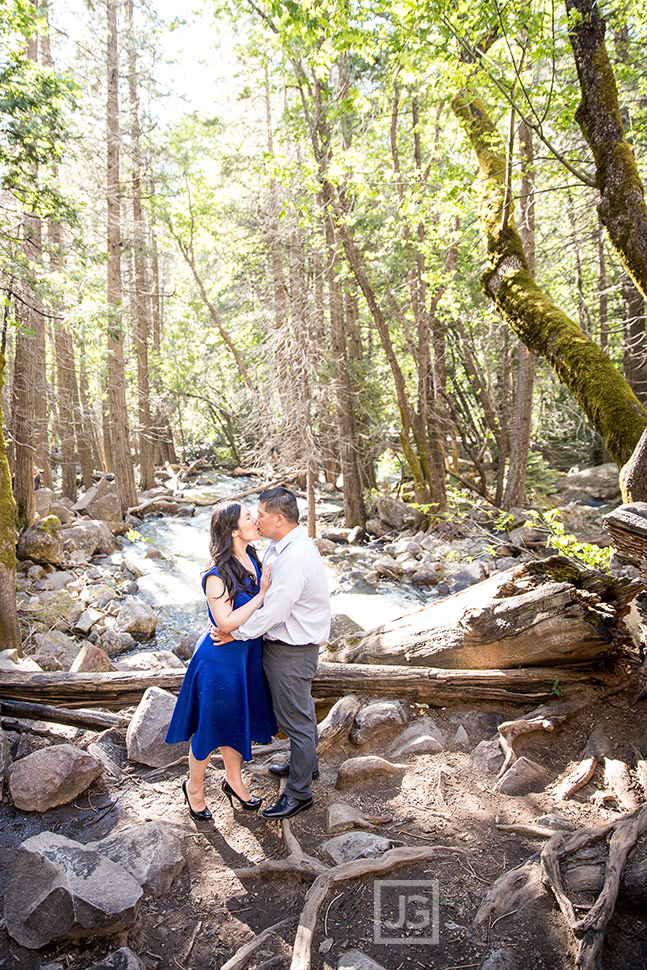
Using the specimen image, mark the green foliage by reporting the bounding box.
[523,508,617,572]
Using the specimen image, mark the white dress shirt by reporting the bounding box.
[232,525,331,645]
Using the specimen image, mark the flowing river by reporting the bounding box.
[114,472,428,651]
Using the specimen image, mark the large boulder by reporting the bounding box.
[98,629,137,656]
[17,515,64,566]
[8,743,104,811]
[62,520,117,565]
[30,630,82,671]
[92,822,185,896]
[350,700,410,746]
[74,477,122,522]
[553,463,621,503]
[84,949,147,970]
[70,644,115,673]
[114,597,157,638]
[34,488,74,524]
[3,832,142,948]
[126,687,187,767]
[375,496,412,530]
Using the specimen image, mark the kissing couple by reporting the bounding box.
[165,485,331,820]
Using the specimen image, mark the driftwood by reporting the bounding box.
[335,557,641,669]
[219,920,290,970]
[604,501,647,565]
[0,661,624,711]
[551,724,610,801]
[0,698,130,731]
[495,694,594,779]
[316,694,362,753]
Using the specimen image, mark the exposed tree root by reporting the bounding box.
[233,819,326,882]
[289,845,472,970]
[540,804,647,969]
[496,714,558,779]
[551,725,610,801]
[219,919,290,970]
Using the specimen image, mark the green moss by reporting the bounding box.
[0,353,17,573]
[37,514,62,537]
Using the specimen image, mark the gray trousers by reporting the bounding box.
[262,639,319,799]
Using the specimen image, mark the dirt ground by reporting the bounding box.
[1,662,647,970]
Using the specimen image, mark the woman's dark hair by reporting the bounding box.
[206,501,260,602]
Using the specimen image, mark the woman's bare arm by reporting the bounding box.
[204,565,271,634]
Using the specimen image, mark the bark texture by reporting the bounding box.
[0,351,22,653]
[452,90,647,467]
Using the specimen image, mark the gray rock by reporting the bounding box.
[81,583,118,609]
[63,520,117,565]
[115,650,185,672]
[553,463,620,502]
[493,756,551,796]
[73,477,122,522]
[364,517,390,538]
[85,948,147,970]
[535,813,575,831]
[126,686,187,767]
[98,629,137,655]
[392,734,443,757]
[313,537,337,555]
[17,516,64,566]
[450,561,486,591]
[351,699,410,745]
[3,832,142,948]
[322,528,351,544]
[0,648,42,672]
[70,644,115,673]
[452,724,470,749]
[412,564,439,585]
[114,597,157,637]
[31,630,81,671]
[321,831,393,865]
[34,487,55,517]
[448,709,502,739]
[74,607,104,636]
[330,613,365,640]
[34,569,76,591]
[470,739,505,775]
[8,743,104,811]
[326,803,377,835]
[376,496,410,530]
[336,756,407,789]
[338,950,386,970]
[389,716,445,755]
[27,564,47,580]
[92,821,185,896]
[347,526,365,544]
[480,948,522,970]
[173,632,198,661]
[373,556,404,579]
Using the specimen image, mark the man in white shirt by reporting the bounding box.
[212,486,330,819]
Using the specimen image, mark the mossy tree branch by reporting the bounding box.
[565,0,647,301]
[451,90,647,468]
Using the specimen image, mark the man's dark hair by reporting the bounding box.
[258,486,299,523]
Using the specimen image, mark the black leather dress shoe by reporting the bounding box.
[261,792,314,819]
[268,763,320,780]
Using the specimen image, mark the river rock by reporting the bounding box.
[330,614,365,640]
[30,630,81,671]
[0,648,42,672]
[314,538,337,555]
[469,739,505,775]
[336,756,407,789]
[73,607,104,636]
[365,517,390,537]
[81,583,118,609]
[347,526,365,544]
[34,569,76,591]
[493,756,551,796]
[322,528,351,544]
[27,563,46,580]
[452,724,470,749]
[412,564,439,585]
[320,831,393,865]
[174,632,198,661]
[8,743,104,811]
[390,717,446,758]
[34,487,55,517]
[126,687,187,767]
[448,709,502,739]
[70,644,115,673]
[338,950,387,970]
[63,520,116,564]
[553,463,620,502]
[74,477,122,522]
[326,803,377,835]
[114,597,158,637]
[17,515,64,566]
[98,629,137,656]
[92,821,185,896]
[115,650,185,672]
[85,949,147,970]
[350,700,410,745]
[376,496,411,530]
[535,813,575,831]
[3,832,142,948]
[373,556,404,579]
[20,588,82,632]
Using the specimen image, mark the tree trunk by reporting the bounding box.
[0,344,22,654]
[126,0,155,490]
[503,119,536,509]
[597,218,609,352]
[621,276,647,407]
[106,0,137,512]
[452,90,647,467]
[565,0,647,302]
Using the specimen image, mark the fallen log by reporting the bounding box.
[333,557,642,669]
[0,661,624,711]
[0,698,130,731]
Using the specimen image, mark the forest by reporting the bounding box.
[2,0,647,968]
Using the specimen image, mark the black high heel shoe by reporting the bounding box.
[182,779,212,821]
[222,777,262,811]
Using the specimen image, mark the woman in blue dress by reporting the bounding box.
[165,501,277,821]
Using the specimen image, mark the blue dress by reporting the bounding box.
[165,561,277,761]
